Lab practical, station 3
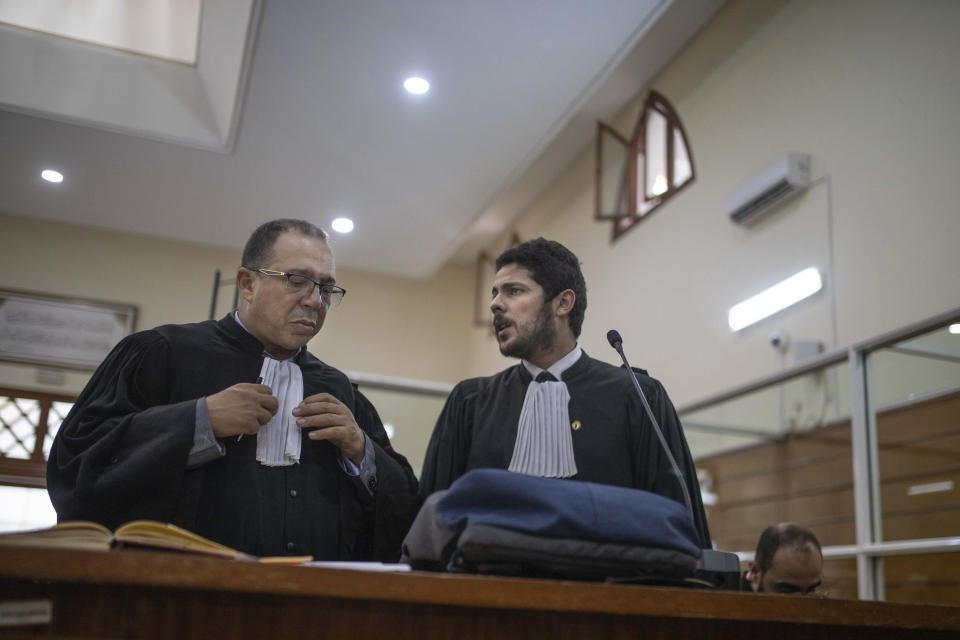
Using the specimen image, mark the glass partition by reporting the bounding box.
[882,552,960,606]
[869,324,960,543]
[678,307,960,604]
[683,361,855,553]
[821,557,858,600]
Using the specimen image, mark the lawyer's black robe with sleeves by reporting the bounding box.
[47,315,418,561]
[418,352,712,548]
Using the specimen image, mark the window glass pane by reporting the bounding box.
[870,327,960,407]
[0,485,56,532]
[611,91,695,238]
[597,127,631,218]
[644,109,668,198]
[683,361,854,552]
[0,0,203,65]
[883,552,960,606]
[0,397,40,459]
[673,127,692,186]
[781,360,851,430]
[634,151,657,217]
[635,151,645,209]
[869,325,960,541]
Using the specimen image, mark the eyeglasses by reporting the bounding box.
[252,268,346,308]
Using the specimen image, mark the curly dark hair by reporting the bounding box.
[495,237,587,337]
[241,219,328,268]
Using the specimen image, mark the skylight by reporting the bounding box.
[0,0,201,64]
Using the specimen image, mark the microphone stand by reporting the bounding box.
[607,330,743,589]
[607,330,695,526]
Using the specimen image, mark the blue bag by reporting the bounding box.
[402,469,705,582]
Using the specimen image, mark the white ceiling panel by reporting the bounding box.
[0,0,724,279]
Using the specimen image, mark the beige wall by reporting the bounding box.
[466,0,960,406]
[3,0,959,463]
[0,212,474,397]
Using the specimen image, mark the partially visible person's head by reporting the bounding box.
[241,218,328,268]
[747,523,823,595]
[490,238,586,366]
[237,219,338,359]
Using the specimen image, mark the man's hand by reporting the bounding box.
[293,393,365,465]
[206,383,278,438]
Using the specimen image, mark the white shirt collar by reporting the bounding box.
[521,344,582,382]
[232,310,300,362]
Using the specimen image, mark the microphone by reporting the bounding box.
[607,329,695,525]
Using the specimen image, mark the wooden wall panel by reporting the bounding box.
[711,455,853,505]
[822,558,858,600]
[877,434,960,482]
[881,469,960,512]
[782,488,854,523]
[883,509,960,541]
[876,391,960,445]
[883,553,960,606]
[708,513,856,552]
[698,426,852,480]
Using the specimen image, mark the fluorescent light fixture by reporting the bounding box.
[403,77,430,95]
[728,267,823,331]
[331,217,354,234]
[907,480,953,496]
[41,169,64,183]
[949,323,960,335]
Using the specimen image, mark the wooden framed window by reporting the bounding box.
[0,388,75,488]
[594,90,695,240]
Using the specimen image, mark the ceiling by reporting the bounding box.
[0,0,723,280]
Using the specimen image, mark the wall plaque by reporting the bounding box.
[0,290,137,370]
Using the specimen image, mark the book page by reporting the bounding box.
[113,520,250,559]
[0,521,112,551]
[258,555,313,565]
[302,561,412,572]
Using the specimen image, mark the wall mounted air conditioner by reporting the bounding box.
[725,152,811,225]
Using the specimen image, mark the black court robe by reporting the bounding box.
[418,352,712,548]
[47,315,418,561]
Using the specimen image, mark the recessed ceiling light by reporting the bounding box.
[41,169,64,183]
[728,267,823,331]
[331,217,354,234]
[949,323,960,335]
[403,77,430,95]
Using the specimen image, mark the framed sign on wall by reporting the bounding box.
[0,290,137,370]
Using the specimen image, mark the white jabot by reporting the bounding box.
[507,346,582,478]
[256,357,304,466]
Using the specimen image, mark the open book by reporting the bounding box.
[0,520,311,564]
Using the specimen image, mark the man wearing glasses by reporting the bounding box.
[48,219,418,561]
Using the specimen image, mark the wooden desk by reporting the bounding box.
[1,547,958,639]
